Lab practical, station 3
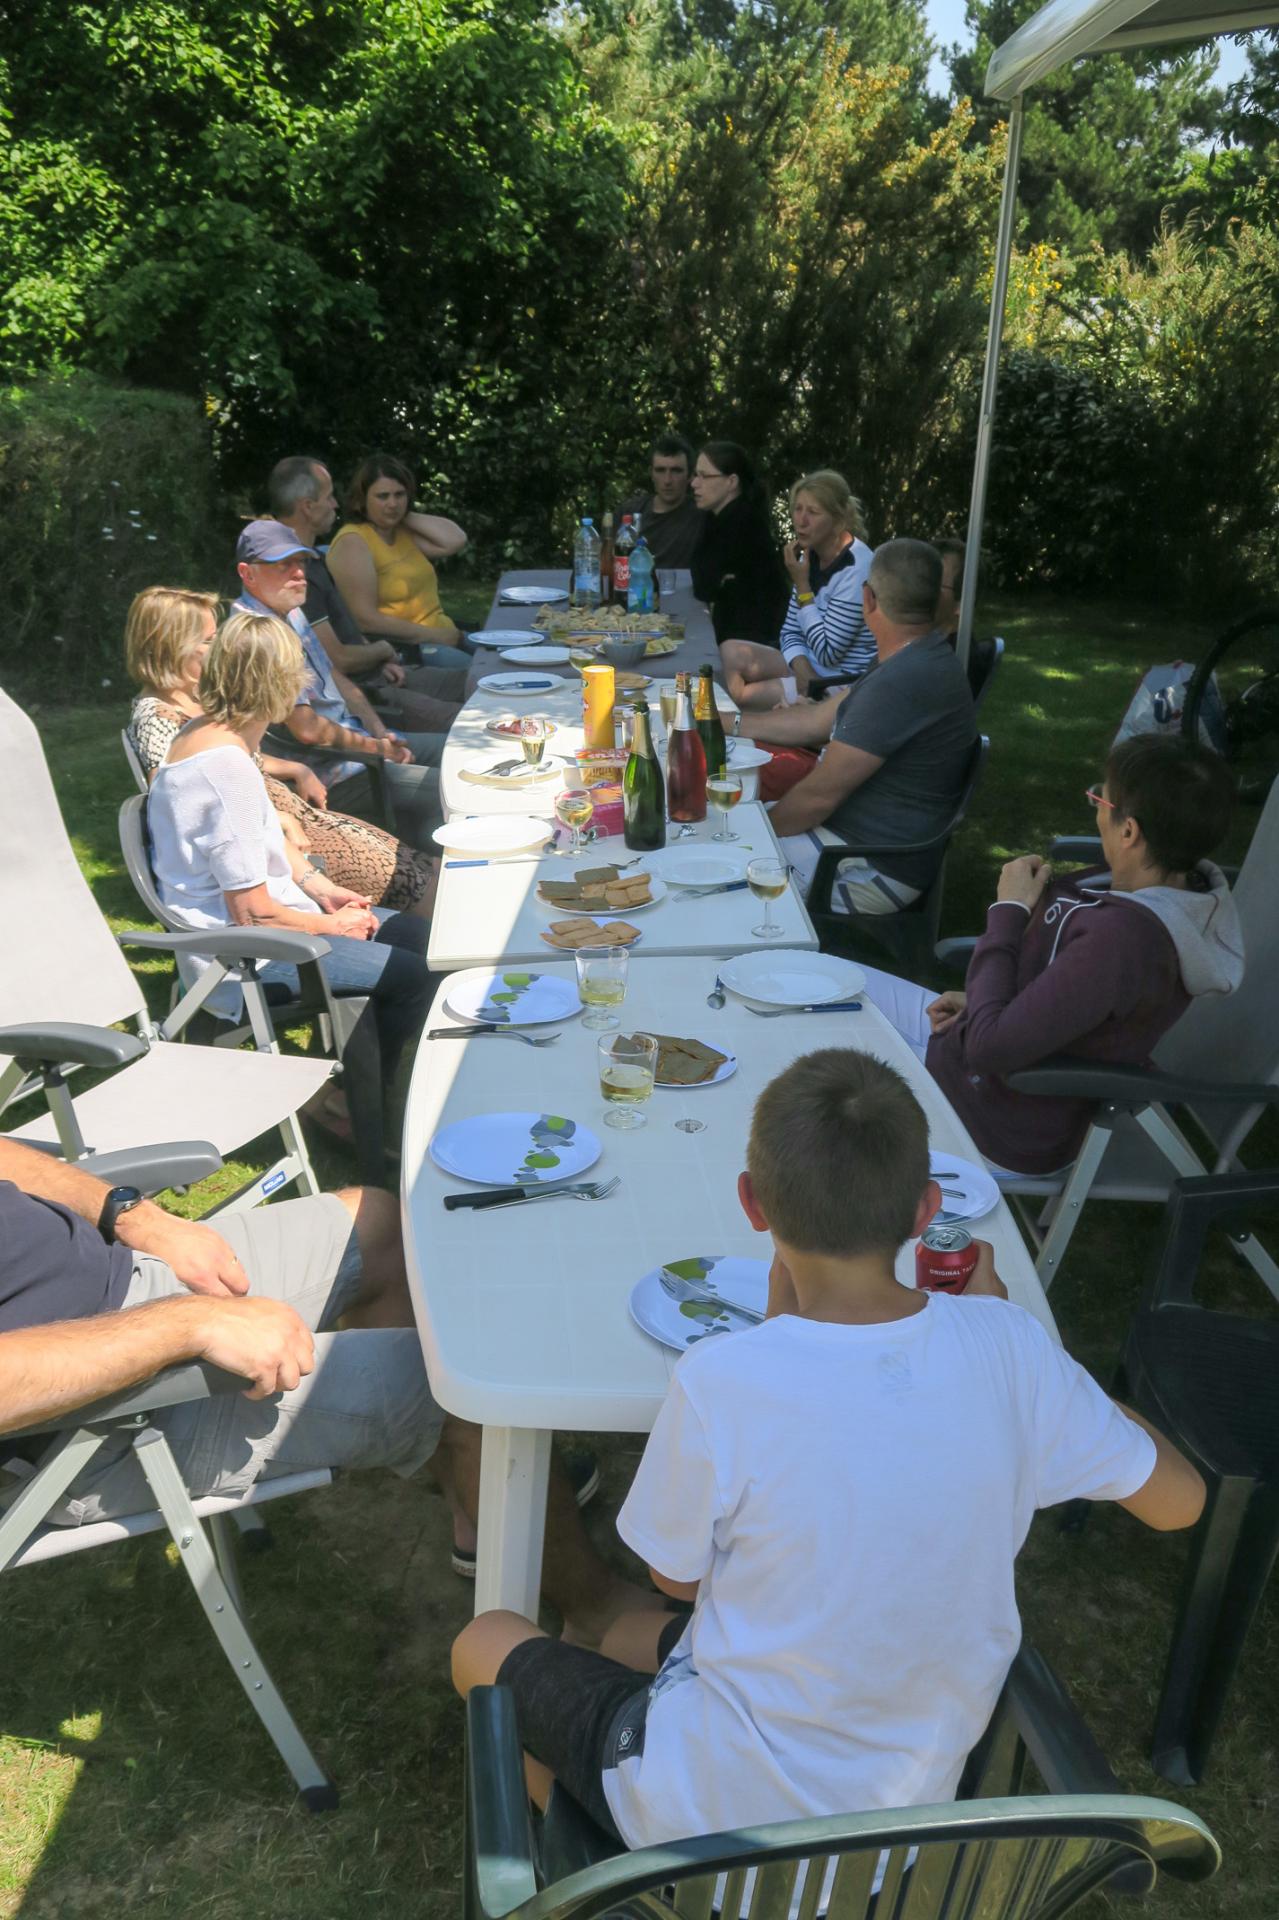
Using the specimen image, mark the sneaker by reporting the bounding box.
[451,1449,601,1579]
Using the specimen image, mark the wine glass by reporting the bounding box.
[747,857,789,938]
[569,645,595,675]
[520,717,547,766]
[658,681,679,729]
[575,945,629,1031]
[598,1031,658,1130]
[706,771,743,842]
[555,786,594,857]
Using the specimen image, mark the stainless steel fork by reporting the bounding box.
[443,1175,621,1213]
[426,1027,561,1047]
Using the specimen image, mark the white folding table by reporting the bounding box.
[400,957,1058,1615]
[426,805,817,972]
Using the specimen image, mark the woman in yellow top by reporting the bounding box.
[327,454,473,669]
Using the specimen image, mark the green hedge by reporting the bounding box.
[0,374,231,694]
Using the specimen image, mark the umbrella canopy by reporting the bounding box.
[956,0,1279,665]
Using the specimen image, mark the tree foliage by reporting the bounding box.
[947,0,1224,258]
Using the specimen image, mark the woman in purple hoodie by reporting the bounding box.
[856,734,1243,1175]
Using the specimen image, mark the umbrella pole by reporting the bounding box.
[957,94,1025,672]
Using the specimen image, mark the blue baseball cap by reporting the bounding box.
[236,519,317,564]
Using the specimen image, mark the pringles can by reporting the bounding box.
[916,1224,979,1294]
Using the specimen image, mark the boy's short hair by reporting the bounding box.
[747,1050,930,1257]
[652,432,694,467]
[1105,734,1235,874]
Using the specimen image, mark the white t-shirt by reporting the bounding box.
[608,1293,1154,1850]
[149,743,318,1015]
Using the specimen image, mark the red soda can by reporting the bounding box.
[916,1224,979,1294]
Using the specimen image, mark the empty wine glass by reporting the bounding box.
[555,786,595,857]
[747,857,789,938]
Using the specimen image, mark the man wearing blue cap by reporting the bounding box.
[234,519,444,846]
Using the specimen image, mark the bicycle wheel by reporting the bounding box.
[1182,606,1279,803]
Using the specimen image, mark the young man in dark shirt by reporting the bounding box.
[616,433,707,569]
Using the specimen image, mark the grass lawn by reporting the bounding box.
[2,587,1276,1919]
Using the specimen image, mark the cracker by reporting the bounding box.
[650,1034,729,1085]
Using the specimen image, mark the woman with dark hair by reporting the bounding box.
[327,454,473,668]
[688,440,789,650]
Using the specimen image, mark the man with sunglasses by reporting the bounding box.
[850,733,1243,1176]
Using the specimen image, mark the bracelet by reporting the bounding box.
[796,591,815,607]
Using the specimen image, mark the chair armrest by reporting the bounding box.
[1047,836,1103,863]
[1006,1645,1120,1795]
[6,1360,250,1444]
[934,936,978,974]
[1006,1057,1279,1110]
[76,1143,223,1192]
[263,730,388,771]
[0,1024,147,1071]
[465,1689,539,1919]
[118,928,333,966]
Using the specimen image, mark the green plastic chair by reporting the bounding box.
[463,1650,1220,1920]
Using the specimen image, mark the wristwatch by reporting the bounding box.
[98,1185,144,1245]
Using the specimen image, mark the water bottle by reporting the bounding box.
[627,535,655,615]
[572,517,601,609]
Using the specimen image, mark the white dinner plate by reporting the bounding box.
[444,971,583,1027]
[476,671,560,697]
[659,851,747,889]
[723,741,773,772]
[499,585,569,605]
[719,950,866,1007]
[930,1152,1000,1223]
[431,815,551,856]
[654,1043,737,1089]
[430,1111,602,1186]
[478,629,541,647]
[630,1256,769,1353]
[535,874,667,915]
[501,645,571,665]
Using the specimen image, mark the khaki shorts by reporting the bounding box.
[50,1196,444,1525]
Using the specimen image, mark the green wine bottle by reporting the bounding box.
[623,700,667,852]
[695,665,728,778]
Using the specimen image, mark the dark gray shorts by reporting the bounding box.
[497,1615,687,1840]
[50,1196,444,1524]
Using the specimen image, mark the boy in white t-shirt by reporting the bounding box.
[452,1049,1204,1848]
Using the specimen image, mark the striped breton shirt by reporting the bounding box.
[778,537,874,683]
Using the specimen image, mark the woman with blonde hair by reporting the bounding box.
[719,468,875,712]
[146,610,430,1130]
[125,586,437,918]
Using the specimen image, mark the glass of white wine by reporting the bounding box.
[520,717,548,766]
[747,857,789,938]
[706,770,743,842]
[569,644,595,675]
[658,681,679,729]
[555,786,594,857]
[575,945,629,1031]
[598,1031,658,1130]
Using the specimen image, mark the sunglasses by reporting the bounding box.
[1084,787,1116,812]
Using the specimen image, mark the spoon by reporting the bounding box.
[706,975,727,1009]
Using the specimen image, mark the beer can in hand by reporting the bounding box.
[916,1225,979,1294]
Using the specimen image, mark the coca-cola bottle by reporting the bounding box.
[666,672,707,823]
[613,515,635,609]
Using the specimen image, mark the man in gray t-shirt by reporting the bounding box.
[768,540,976,911]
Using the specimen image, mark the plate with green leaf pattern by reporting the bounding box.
[444,971,582,1027]
[429,1112,601,1186]
[629,1255,769,1352]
